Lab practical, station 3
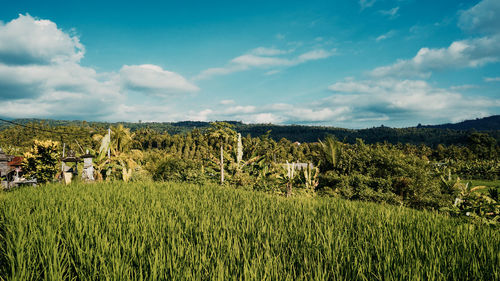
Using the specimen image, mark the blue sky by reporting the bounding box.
[0,0,499,128]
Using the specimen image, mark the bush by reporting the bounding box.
[451,160,499,180]
[22,140,60,184]
[318,140,447,209]
[153,157,209,184]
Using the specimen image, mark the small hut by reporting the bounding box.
[8,156,23,182]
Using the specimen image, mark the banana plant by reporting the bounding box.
[91,126,141,182]
[303,163,320,190]
[447,181,499,225]
[276,161,296,197]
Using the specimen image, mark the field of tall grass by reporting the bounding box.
[0,182,498,280]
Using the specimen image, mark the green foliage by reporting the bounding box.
[21,140,60,184]
[91,125,141,182]
[467,132,498,159]
[318,135,340,170]
[319,139,448,209]
[0,182,498,280]
[1,118,499,218]
[153,157,209,184]
[3,118,500,148]
[451,160,499,180]
[443,181,499,225]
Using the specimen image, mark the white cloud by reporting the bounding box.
[370,35,500,77]
[276,33,286,40]
[195,65,247,80]
[327,78,500,123]
[168,99,351,125]
[376,30,396,42]
[106,76,498,126]
[196,47,334,80]
[459,0,500,35]
[231,54,294,67]
[379,7,399,19]
[484,77,500,82]
[188,109,213,121]
[0,15,198,120]
[251,47,289,56]
[265,70,281,75]
[449,84,479,90]
[0,60,122,119]
[359,0,376,10]
[120,64,199,97]
[371,0,500,79]
[297,49,334,61]
[246,113,282,124]
[0,14,84,65]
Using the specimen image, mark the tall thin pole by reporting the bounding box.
[61,143,66,172]
[107,128,111,159]
[220,144,224,184]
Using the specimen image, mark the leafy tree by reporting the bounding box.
[22,140,60,184]
[467,132,498,159]
[207,122,237,184]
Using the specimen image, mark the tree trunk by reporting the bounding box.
[220,144,224,184]
[286,182,292,197]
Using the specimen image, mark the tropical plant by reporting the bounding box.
[91,125,141,182]
[207,122,237,184]
[277,161,297,197]
[302,163,319,190]
[319,135,341,171]
[445,181,499,225]
[22,140,60,184]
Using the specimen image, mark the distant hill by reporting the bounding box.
[1,116,499,146]
[418,115,500,131]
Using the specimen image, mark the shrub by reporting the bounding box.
[318,140,447,209]
[22,140,59,184]
[153,157,209,184]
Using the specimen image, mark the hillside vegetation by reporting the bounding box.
[1,115,499,145]
[0,182,498,281]
[1,121,498,224]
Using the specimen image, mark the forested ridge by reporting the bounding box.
[1,115,499,146]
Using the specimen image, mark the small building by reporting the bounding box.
[61,150,80,184]
[8,156,24,182]
[81,151,94,181]
[0,148,34,189]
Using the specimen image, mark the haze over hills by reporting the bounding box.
[1,115,499,146]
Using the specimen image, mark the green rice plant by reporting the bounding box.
[0,182,498,280]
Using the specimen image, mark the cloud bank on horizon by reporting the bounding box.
[0,0,499,128]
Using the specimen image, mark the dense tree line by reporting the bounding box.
[2,116,499,146]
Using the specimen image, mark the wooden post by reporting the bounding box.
[220,144,224,184]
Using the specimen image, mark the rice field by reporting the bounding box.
[0,182,498,281]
